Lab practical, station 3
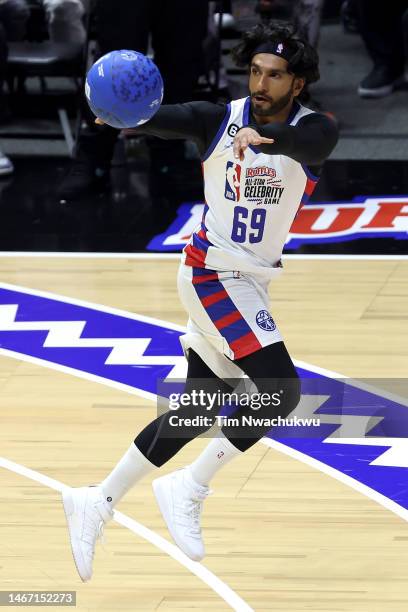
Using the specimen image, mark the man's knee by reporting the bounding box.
[250,373,301,420]
[221,373,301,443]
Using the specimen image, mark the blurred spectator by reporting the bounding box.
[40,0,87,46]
[0,0,88,176]
[0,0,88,120]
[58,0,209,201]
[0,0,29,174]
[255,0,292,23]
[356,0,408,98]
[204,1,233,97]
[292,0,324,48]
[0,0,28,118]
[254,0,325,47]
[341,0,359,34]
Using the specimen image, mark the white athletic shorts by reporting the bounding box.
[177,263,283,379]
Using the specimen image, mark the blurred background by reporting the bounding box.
[0,0,407,255]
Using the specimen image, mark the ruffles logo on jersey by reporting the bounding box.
[244,166,284,206]
[224,161,241,202]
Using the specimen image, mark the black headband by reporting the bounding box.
[251,41,295,64]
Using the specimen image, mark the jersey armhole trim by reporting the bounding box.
[201,103,232,162]
[301,163,320,181]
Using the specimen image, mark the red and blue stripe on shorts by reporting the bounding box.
[191,267,262,360]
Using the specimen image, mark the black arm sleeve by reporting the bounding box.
[126,101,226,157]
[248,113,339,167]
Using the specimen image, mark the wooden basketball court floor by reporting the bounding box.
[0,254,407,612]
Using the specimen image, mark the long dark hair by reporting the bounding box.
[231,21,320,86]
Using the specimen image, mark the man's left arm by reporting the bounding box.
[252,113,338,164]
[235,113,339,166]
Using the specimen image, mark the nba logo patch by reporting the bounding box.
[256,310,276,331]
[224,161,241,202]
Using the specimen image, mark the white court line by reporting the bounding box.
[294,359,408,408]
[0,347,158,402]
[0,457,253,612]
[0,252,407,260]
[0,281,186,402]
[0,281,186,333]
[0,252,181,259]
[261,438,408,524]
[284,254,408,260]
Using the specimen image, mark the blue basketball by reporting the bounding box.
[85,50,164,129]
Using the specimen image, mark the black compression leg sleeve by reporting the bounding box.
[221,342,301,452]
[134,349,230,466]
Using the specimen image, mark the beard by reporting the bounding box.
[250,85,294,117]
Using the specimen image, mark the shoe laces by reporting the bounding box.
[82,498,113,556]
[97,520,107,552]
[178,489,212,537]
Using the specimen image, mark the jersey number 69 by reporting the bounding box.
[231,206,266,244]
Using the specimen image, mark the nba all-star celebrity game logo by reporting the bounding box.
[147,195,408,251]
[1,282,408,520]
[224,162,284,206]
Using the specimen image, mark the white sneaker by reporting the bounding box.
[62,485,113,582]
[152,468,210,561]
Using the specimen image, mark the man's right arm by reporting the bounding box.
[123,101,227,157]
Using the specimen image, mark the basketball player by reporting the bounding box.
[62,22,338,581]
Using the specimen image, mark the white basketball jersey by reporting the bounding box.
[183,97,319,279]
